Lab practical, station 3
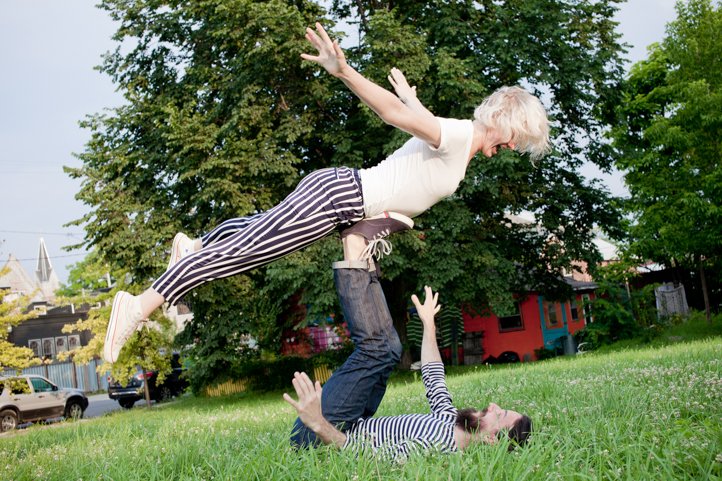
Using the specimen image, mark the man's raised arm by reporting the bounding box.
[411,285,442,366]
[283,371,347,448]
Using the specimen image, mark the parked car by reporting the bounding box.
[0,375,89,432]
[108,367,188,409]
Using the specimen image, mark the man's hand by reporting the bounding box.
[283,371,325,431]
[412,286,443,365]
[283,371,347,448]
[301,22,347,77]
[411,285,441,328]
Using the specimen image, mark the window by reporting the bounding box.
[6,378,30,395]
[30,378,54,393]
[498,302,523,331]
[582,294,593,324]
[545,302,561,329]
[570,298,579,321]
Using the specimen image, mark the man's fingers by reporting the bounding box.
[283,393,299,410]
[294,371,316,396]
[411,294,421,309]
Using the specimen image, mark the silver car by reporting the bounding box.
[0,375,89,432]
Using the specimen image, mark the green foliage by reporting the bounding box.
[57,259,176,384]
[574,261,658,349]
[533,346,557,361]
[407,305,464,351]
[0,377,31,395]
[56,250,113,297]
[71,0,627,383]
[185,339,353,395]
[608,0,722,314]
[176,274,285,392]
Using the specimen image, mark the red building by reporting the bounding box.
[462,278,597,363]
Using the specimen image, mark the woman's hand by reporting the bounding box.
[301,22,347,77]
[387,67,417,104]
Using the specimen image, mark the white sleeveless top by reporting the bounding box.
[358,117,475,218]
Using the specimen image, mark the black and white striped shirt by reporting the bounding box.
[342,362,458,459]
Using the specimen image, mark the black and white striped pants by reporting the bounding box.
[152,167,365,305]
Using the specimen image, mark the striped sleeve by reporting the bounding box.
[421,362,456,419]
[341,414,457,460]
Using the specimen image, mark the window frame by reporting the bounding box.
[498,302,524,332]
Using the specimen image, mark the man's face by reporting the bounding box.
[478,402,523,434]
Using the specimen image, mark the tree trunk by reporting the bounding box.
[698,257,711,323]
[142,366,152,408]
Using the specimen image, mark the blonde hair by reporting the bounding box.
[473,86,551,161]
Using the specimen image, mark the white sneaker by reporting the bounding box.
[168,233,195,269]
[103,291,143,363]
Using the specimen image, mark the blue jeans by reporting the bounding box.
[290,268,402,448]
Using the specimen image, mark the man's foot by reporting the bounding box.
[103,291,144,363]
[168,233,195,270]
[341,212,413,260]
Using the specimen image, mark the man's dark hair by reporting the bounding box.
[500,415,533,451]
[455,408,482,432]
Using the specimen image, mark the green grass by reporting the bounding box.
[594,311,722,354]
[2,338,721,481]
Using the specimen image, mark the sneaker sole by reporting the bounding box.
[341,211,414,239]
[381,212,414,229]
[104,292,129,363]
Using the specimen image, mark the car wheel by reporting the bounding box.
[157,386,172,402]
[118,399,135,409]
[65,401,85,421]
[0,410,18,432]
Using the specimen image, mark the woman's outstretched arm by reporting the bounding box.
[302,22,441,148]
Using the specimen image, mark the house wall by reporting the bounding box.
[8,306,92,360]
[463,294,544,362]
[462,292,596,362]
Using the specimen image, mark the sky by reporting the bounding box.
[0,0,679,284]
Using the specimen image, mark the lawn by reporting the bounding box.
[2,338,721,481]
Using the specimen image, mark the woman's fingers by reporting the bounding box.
[315,22,333,44]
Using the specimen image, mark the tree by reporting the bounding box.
[57,256,176,394]
[609,0,722,321]
[56,250,113,297]
[0,268,39,371]
[69,0,626,382]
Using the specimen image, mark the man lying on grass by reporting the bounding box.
[283,246,533,458]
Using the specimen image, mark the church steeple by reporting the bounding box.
[36,238,53,283]
[35,238,60,302]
